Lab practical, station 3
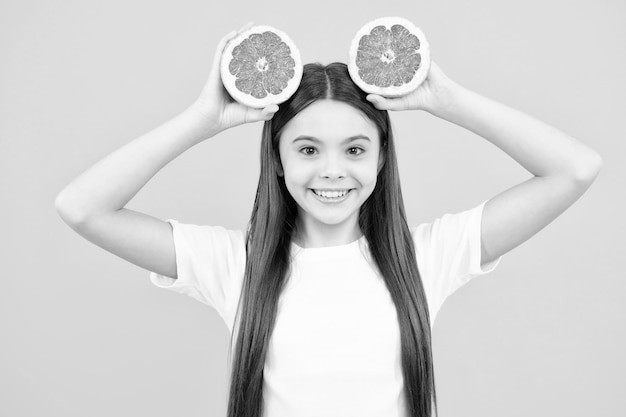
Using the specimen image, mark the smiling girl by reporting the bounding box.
[55,24,602,417]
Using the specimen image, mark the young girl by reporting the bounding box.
[55,24,602,417]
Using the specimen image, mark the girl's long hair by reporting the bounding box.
[226,62,437,417]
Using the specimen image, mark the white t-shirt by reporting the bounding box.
[150,199,502,417]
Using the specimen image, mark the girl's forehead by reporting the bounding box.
[281,100,378,141]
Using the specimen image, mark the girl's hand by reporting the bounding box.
[366,61,459,115]
[188,23,279,139]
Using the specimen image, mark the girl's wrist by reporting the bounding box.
[424,79,465,118]
[183,101,222,142]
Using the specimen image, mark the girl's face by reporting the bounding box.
[278,99,383,240]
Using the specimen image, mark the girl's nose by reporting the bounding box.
[320,154,346,179]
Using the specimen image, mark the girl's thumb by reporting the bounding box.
[245,104,279,123]
[367,94,404,111]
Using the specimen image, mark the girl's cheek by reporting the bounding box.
[356,161,380,177]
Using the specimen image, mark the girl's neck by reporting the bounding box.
[292,216,363,248]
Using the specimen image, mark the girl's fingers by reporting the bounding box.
[207,25,254,87]
[236,21,254,35]
[209,23,255,79]
[262,104,280,119]
[367,94,405,111]
[366,94,382,104]
[244,104,279,123]
[207,31,235,81]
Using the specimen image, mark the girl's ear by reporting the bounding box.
[275,160,284,176]
[377,148,385,174]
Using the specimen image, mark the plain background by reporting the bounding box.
[2,0,624,416]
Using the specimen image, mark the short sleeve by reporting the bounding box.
[412,199,503,324]
[149,219,246,324]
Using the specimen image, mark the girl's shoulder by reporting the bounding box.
[410,200,503,323]
[149,219,247,330]
[411,199,499,275]
[164,219,246,255]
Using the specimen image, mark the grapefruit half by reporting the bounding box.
[348,17,431,97]
[220,25,303,108]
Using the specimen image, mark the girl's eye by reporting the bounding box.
[299,146,317,155]
[347,147,365,156]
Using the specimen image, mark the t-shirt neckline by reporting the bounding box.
[291,234,366,251]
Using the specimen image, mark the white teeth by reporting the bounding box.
[314,189,348,198]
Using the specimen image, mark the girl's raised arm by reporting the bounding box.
[368,62,603,267]
[55,24,277,279]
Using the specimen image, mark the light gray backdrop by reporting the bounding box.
[2,0,624,416]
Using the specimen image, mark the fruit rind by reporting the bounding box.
[348,17,431,97]
[220,25,303,109]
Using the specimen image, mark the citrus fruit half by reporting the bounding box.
[220,25,303,108]
[348,17,431,97]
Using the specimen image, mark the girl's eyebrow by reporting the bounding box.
[292,134,371,144]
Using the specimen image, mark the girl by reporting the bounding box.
[55,24,602,417]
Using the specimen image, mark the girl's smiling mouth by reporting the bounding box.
[310,188,353,202]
